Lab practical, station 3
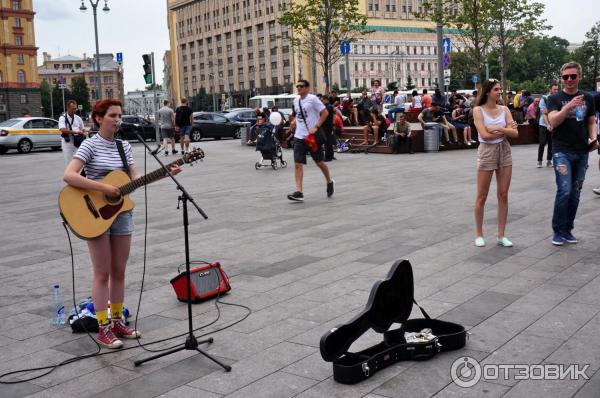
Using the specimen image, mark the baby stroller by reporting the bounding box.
[255,124,287,170]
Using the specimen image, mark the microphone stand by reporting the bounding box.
[131,132,231,372]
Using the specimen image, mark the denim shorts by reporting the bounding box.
[107,211,134,236]
[180,125,192,136]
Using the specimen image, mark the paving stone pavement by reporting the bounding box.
[1,140,599,398]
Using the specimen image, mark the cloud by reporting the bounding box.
[34,0,79,21]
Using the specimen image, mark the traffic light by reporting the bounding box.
[142,54,153,85]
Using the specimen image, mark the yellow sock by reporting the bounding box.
[110,303,123,321]
[96,309,109,326]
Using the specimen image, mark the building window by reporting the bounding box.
[14,18,21,28]
[12,0,20,10]
[20,94,27,104]
[15,36,23,46]
[17,69,25,83]
[16,54,24,64]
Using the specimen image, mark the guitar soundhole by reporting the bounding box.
[104,194,123,205]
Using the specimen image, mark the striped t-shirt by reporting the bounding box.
[74,134,134,180]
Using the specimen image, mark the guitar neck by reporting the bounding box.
[119,159,183,195]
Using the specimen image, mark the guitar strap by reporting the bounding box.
[115,139,130,174]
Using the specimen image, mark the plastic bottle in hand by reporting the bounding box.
[52,284,66,325]
[575,105,584,122]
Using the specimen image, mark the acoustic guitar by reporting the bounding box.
[59,148,204,239]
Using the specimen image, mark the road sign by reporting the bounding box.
[58,84,67,90]
[77,104,83,110]
[340,40,351,55]
[443,38,451,53]
[443,53,451,69]
[443,69,451,77]
[116,52,123,63]
[471,74,478,84]
[384,94,391,104]
[58,75,66,84]
[444,77,451,86]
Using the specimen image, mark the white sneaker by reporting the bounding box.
[593,187,600,196]
[475,237,485,247]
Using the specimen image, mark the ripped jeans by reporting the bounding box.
[552,151,588,233]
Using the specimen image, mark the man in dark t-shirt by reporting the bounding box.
[175,98,194,154]
[547,61,598,246]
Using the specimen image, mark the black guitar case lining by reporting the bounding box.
[320,259,467,384]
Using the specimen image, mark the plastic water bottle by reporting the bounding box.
[575,105,584,122]
[52,284,66,325]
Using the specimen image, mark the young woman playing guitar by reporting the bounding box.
[63,99,182,348]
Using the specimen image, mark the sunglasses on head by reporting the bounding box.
[296,84,307,88]
[561,74,578,81]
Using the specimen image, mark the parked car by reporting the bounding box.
[89,115,157,141]
[0,117,61,154]
[190,112,245,142]
[222,108,258,126]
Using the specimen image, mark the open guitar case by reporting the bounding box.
[320,259,467,384]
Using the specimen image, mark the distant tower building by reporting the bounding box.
[0,0,42,120]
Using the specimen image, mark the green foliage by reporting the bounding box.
[416,0,495,80]
[331,83,340,93]
[571,21,600,90]
[386,81,398,91]
[278,0,371,92]
[40,80,52,118]
[191,87,212,111]
[70,77,91,115]
[488,0,550,94]
[518,77,548,94]
[145,83,163,91]
[405,75,415,90]
[351,85,367,93]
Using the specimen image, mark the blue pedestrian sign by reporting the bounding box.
[116,52,123,63]
[340,40,351,55]
[471,74,478,84]
[443,38,451,53]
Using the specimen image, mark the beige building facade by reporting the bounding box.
[166,0,459,102]
[0,0,42,120]
[37,52,125,107]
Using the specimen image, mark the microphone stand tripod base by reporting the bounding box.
[131,132,229,372]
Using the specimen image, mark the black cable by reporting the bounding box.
[0,148,252,384]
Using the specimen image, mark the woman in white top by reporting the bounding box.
[472,79,519,247]
[411,90,422,110]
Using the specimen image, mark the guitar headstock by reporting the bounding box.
[183,148,205,164]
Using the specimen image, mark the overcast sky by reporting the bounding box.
[33,0,599,93]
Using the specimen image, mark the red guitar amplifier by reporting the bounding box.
[170,262,231,303]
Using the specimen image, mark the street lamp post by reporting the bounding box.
[79,0,109,103]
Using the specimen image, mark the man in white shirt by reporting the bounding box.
[387,90,406,123]
[287,79,334,202]
[59,100,86,165]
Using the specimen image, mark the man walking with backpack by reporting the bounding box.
[287,80,334,202]
[537,84,559,168]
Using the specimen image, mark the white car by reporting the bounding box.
[0,117,62,154]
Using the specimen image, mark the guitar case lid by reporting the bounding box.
[320,259,415,362]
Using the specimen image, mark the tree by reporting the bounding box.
[70,76,91,116]
[40,80,52,118]
[278,0,370,93]
[567,23,600,91]
[405,75,416,90]
[518,76,548,94]
[488,0,549,96]
[191,87,212,111]
[386,81,398,91]
[417,0,495,84]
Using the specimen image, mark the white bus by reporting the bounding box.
[249,94,298,117]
